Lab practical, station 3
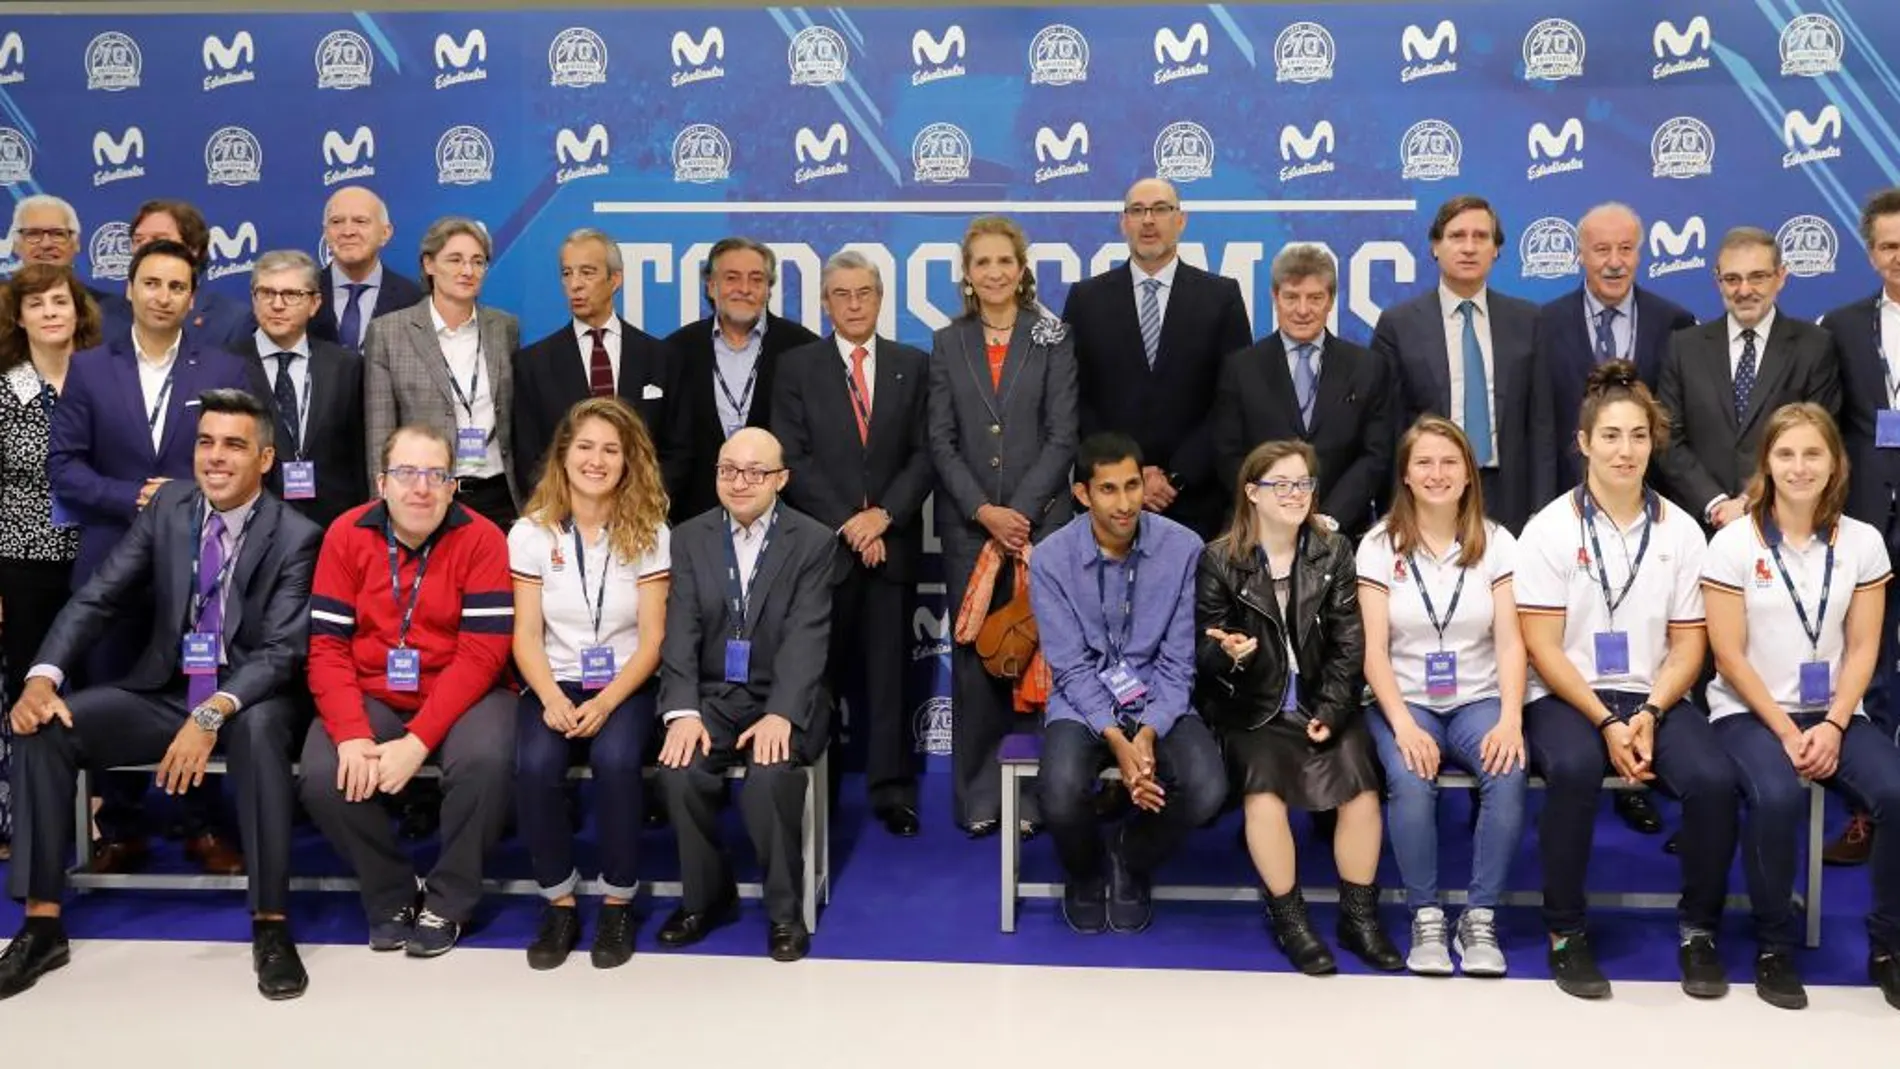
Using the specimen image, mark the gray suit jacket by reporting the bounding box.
[927,313,1079,552]
[36,481,322,707]
[658,502,836,730]
[362,300,521,502]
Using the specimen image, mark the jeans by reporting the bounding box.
[1717,711,1900,953]
[1524,691,1738,937]
[1039,715,1226,883]
[515,684,655,900]
[1365,698,1528,910]
[1864,567,1900,746]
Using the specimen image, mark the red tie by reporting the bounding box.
[587,327,613,397]
[849,346,871,444]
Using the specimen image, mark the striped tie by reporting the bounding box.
[1734,328,1758,421]
[1138,278,1162,369]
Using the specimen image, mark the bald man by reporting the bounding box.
[654,428,835,962]
[1063,176,1252,537]
[310,186,425,351]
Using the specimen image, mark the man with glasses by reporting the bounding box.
[5,196,116,307]
[233,249,366,531]
[1654,227,1841,533]
[309,187,425,352]
[655,427,834,962]
[299,424,515,959]
[1063,178,1252,538]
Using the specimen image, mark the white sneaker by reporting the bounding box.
[1407,906,1454,975]
[1454,907,1507,977]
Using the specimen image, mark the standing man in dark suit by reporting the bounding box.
[100,200,257,351]
[1818,188,1900,864]
[309,186,426,352]
[233,249,366,532]
[654,428,834,963]
[663,237,818,523]
[1654,226,1841,530]
[1213,244,1394,537]
[1063,177,1252,537]
[772,251,933,837]
[0,390,322,1001]
[1374,195,1554,531]
[512,228,693,506]
[1536,203,1699,487]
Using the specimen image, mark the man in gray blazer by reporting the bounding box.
[0,390,322,1002]
[654,427,834,963]
[1373,195,1555,531]
[363,216,521,530]
[1655,226,1841,529]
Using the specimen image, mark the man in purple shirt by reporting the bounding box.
[1028,432,1224,934]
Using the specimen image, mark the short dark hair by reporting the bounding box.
[380,423,455,472]
[1073,432,1144,484]
[128,239,200,293]
[1860,187,1900,247]
[131,199,211,265]
[196,388,274,451]
[1429,194,1505,249]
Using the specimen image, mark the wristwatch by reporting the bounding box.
[191,703,226,734]
[1637,701,1667,726]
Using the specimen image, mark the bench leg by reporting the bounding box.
[1806,782,1824,950]
[817,750,831,906]
[802,759,819,935]
[72,768,92,888]
[1000,766,1020,933]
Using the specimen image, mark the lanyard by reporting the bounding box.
[570,523,610,643]
[1588,298,1638,363]
[384,522,437,649]
[1878,294,1900,407]
[1095,534,1140,662]
[843,353,873,428]
[1405,550,1467,650]
[1767,524,1835,659]
[446,342,483,423]
[722,509,778,636]
[189,499,260,629]
[1576,484,1656,623]
[146,366,175,433]
[714,357,761,434]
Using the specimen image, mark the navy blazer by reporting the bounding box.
[1823,293,1900,539]
[101,288,256,353]
[309,262,426,349]
[47,338,257,585]
[1534,286,1698,486]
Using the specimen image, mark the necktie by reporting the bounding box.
[587,327,613,397]
[1734,328,1759,421]
[1138,278,1162,369]
[337,283,368,352]
[849,345,872,444]
[271,352,301,455]
[1293,342,1318,431]
[1458,299,1494,466]
[1594,306,1619,362]
[189,513,227,707]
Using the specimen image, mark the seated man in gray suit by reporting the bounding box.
[655,427,834,963]
[0,390,323,1002]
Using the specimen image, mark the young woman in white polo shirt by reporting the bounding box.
[1359,416,1528,977]
[1704,403,1900,1012]
[1516,361,1738,1003]
[509,397,672,971]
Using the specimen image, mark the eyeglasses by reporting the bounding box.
[1717,270,1778,289]
[384,466,455,489]
[1254,477,1317,497]
[252,287,318,305]
[1122,204,1180,220]
[17,227,74,246]
[436,254,489,273]
[715,463,784,486]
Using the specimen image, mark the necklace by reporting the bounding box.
[980,314,1016,346]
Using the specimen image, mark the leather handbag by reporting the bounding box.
[953,540,1051,709]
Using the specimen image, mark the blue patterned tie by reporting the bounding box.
[337,282,368,351]
[1293,342,1318,431]
[1734,328,1758,422]
[272,352,301,455]
[1594,306,1619,362]
[1138,278,1162,369]
[1458,300,1493,465]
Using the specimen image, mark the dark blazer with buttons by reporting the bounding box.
[1535,285,1698,487]
[1211,331,1395,538]
[1824,293,1900,539]
[231,333,367,532]
[309,263,426,349]
[772,334,934,583]
[361,300,521,505]
[1653,310,1841,514]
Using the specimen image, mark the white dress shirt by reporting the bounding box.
[1881,293,1900,403]
[134,332,182,451]
[665,503,778,722]
[1727,307,1778,380]
[432,302,501,478]
[1439,282,1499,466]
[836,333,876,411]
[1130,256,1179,327]
[255,329,313,446]
[573,316,623,388]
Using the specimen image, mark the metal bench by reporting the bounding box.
[998,733,1824,947]
[68,752,831,933]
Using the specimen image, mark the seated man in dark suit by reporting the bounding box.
[1214,244,1394,537]
[99,200,257,350]
[0,389,323,1001]
[772,251,933,836]
[309,186,426,352]
[1655,226,1840,531]
[513,227,692,506]
[655,428,834,963]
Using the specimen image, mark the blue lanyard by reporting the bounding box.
[722,510,778,636]
[444,325,489,439]
[188,498,259,628]
[570,522,610,643]
[1588,297,1638,363]
[384,522,437,649]
[843,359,873,429]
[1878,294,1899,407]
[1767,522,1835,659]
[1576,484,1657,623]
[146,366,175,432]
[1095,535,1139,662]
[714,358,761,434]
[1404,549,1467,650]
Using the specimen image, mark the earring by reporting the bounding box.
[962,281,974,296]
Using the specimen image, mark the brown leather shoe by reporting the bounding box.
[183,833,246,876]
[90,837,152,874]
[1824,813,1875,867]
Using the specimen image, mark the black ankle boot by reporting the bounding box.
[1266,889,1336,975]
[1337,881,1404,972]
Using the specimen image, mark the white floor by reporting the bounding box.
[4,940,1897,1064]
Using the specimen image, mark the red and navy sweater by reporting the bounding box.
[308,501,513,750]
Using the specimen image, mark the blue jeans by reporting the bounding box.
[1717,711,1900,953]
[1040,716,1226,883]
[515,684,655,900]
[1366,698,1528,910]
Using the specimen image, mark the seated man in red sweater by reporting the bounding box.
[300,424,515,958]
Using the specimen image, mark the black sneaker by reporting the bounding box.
[368,906,417,952]
[1105,835,1153,934]
[1061,878,1108,935]
[1549,934,1611,1000]
[1871,952,1900,1011]
[1679,933,1729,999]
[405,909,460,958]
[591,903,637,969]
[1753,950,1807,1010]
[526,905,580,971]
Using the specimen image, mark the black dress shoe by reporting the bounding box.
[963,819,999,839]
[591,903,637,969]
[0,919,71,1000]
[656,896,739,949]
[1679,934,1729,999]
[1549,933,1611,1000]
[1614,791,1664,835]
[1871,952,1900,1011]
[768,922,811,962]
[526,904,581,970]
[875,805,920,838]
[1753,950,1808,1010]
[252,920,307,1000]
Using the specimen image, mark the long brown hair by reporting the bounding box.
[0,264,103,371]
[1746,402,1849,534]
[523,397,669,561]
[1382,416,1488,567]
[959,215,1037,317]
[1218,439,1323,564]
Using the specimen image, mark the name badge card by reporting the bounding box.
[580,646,616,691]
[724,639,752,684]
[1099,661,1148,707]
[50,496,76,528]
[1594,631,1630,676]
[1282,667,1299,712]
[1878,410,1900,449]
[455,427,487,463]
[181,633,218,674]
[386,648,421,692]
[283,461,317,500]
[1424,651,1458,698]
[1800,661,1832,707]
